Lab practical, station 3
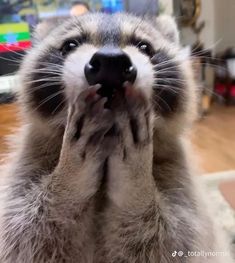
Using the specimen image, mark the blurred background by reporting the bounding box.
[0,0,234,251]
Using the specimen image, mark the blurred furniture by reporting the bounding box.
[214,48,235,105]
[220,180,235,211]
[174,0,201,27]
[191,44,214,115]
[203,171,235,245]
[126,0,158,15]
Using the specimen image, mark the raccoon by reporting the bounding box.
[0,13,233,263]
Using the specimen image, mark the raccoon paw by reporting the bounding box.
[106,84,155,209]
[112,82,153,157]
[61,86,115,163]
[124,82,152,146]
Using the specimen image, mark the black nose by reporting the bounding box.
[84,47,137,90]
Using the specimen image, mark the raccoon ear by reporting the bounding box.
[33,17,66,43]
[156,15,179,45]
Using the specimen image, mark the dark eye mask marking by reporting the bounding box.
[128,36,156,58]
[30,49,65,117]
[60,34,89,57]
[151,51,184,116]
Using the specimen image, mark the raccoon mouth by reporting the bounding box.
[97,83,125,108]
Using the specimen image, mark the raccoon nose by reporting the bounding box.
[84,47,137,87]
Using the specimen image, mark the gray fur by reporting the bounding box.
[0,13,233,263]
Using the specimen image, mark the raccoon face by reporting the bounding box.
[20,13,196,129]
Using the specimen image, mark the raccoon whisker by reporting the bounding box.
[187,56,223,67]
[154,69,182,76]
[190,41,203,55]
[153,54,218,72]
[0,56,23,64]
[33,82,63,92]
[32,74,62,78]
[189,55,219,61]
[159,72,186,78]
[154,65,183,73]
[152,57,180,67]
[32,90,64,113]
[38,61,63,66]
[153,64,177,71]
[32,68,63,73]
[194,64,224,72]
[154,82,185,91]
[37,65,63,71]
[155,80,185,89]
[154,75,187,81]
[30,65,81,81]
[154,88,168,100]
[154,84,182,92]
[47,52,62,58]
[153,58,175,65]
[154,70,183,76]
[155,73,185,79]
[38,62,64,69]
[153,61,182,70]
[199,86,226,101]
[25,81,62,89]
[26,82,63,93]
[153,57,213,72]
[28,69,63,77]
[154,64,183,71]
[51,97,67,115]
[25,78,62,84]
[191,62,225,71]
[154,78,187,85]
[36,63,79,79]
[191,39,222,56]
[154,85,180,95]
[28,72,63,77]
[36,61,84,80]
[0,45,26,57]
[153,63,182,71]
[152,92,171,112]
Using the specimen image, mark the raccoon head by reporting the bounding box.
[19,13,197,133]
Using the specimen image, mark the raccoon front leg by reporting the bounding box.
[97,86,161,262]
[0,87,113,263]
[106,85,155,211]
[98,86,193,263]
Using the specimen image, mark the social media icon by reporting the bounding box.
[172,251,177,257]
[178,251,184,257]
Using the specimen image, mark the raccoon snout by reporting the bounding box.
[84,47,137,97]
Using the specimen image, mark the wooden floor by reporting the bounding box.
[0,103,19,157]
[191,105,235,173]
[0,103,235,173]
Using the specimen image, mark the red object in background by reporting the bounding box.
[230,85,235,97]
[215,83,226,95]
[0,41,31,53]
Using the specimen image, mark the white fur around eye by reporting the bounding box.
[63,44,98,100]
[123,46,155,99]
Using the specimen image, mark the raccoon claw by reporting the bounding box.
[67,87,114,145]
[126,83,151,144]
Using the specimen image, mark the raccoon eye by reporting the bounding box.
[60,40,79,56]
[136,41,155,57]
